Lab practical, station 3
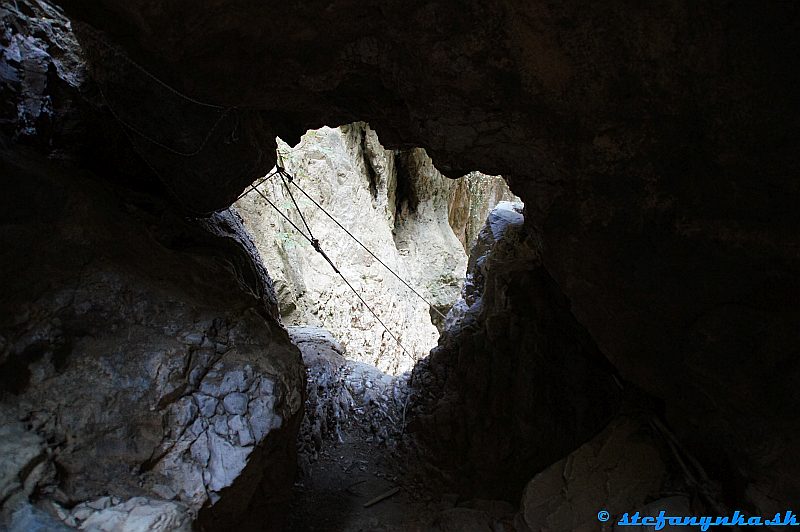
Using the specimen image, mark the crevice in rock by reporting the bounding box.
[392,151,419,233]
[359,127,379,201]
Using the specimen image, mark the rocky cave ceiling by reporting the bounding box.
[3,0,799,519]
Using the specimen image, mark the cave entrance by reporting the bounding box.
[236,123,519,375]
[234,123,521,530]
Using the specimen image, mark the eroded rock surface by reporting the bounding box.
[0,145,304,530]
[447,171,519,254]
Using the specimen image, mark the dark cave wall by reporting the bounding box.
[1,4,305,528]
[411,205,622,502]
[0,139,306,528]
[3,0,799,518]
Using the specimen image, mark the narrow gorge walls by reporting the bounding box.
[235,123,517,374]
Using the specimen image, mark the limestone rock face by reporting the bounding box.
[0,0,85,154]
[236,124,515,374]
[516,415,668,532]
[0,420,46,503]
[392,147,469,325]
[447,172,519,253]
[0,146,304,530]
[411,202,622,501]
[236,124,441,374]
[67,498,192,532]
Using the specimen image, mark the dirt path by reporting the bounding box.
[285,326,515,532]
[286,327,436,531]
[288,430,436,531]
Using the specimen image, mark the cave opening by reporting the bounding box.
[234,123,523,530]
[3,1,797,531]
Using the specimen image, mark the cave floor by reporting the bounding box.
[287,429,437,532]
[286,327,517,531]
